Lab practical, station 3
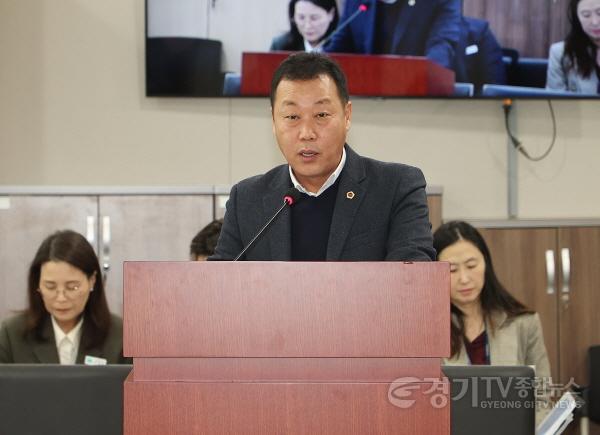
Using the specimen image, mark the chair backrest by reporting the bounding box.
[454,82,475,97]
[223,72,241,96]
[146,37,223,96]
[502,47,520,86]
[442,365,536,435]
[0,364,132,435]
[512,58,549,88]
[481,84,579,97]
[502,48,520,66]
[501,49,548,88]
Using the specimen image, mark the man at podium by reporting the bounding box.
[212,52,435,262]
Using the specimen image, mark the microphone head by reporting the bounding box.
[359,4,368,11]
[283,188,303,206]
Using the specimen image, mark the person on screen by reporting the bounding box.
[0,230,129,364]
[454,16,506,93]
[434,221,551,415]
[190,219,223,261]
[546,0,600,94]
[211,52,435,262]
[271,0,339,52]
[324,0,461,70]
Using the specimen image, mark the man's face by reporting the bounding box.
[272,74,351,193]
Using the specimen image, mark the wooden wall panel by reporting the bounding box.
[463,0,570,58]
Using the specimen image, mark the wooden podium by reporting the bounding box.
[240,52,455,97]
[123,261,450,434]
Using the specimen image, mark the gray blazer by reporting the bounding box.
[444,311,552,423]
[444,311,551,378]
[0,313,129,364]
[212,145,435,261]
[546,41,599,94]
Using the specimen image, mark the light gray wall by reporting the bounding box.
[147,0,209,38]
[1,0,599,220]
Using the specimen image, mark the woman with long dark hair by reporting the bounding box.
[271,0,339,52]
[0,230,128,364]
[433,221,550,374]
[546,0,600,93]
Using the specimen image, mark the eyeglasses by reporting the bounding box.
[38,283,87,299]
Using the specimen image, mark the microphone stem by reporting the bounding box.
[233,201,289,261]
[314,6,366,51]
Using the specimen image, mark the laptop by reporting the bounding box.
[0,364,132,435]
[442,365,536,435]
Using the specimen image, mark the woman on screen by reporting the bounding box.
[0,230,128,364]
[546,0,600,93]
[271,0,339,52]
[433,221,551,415]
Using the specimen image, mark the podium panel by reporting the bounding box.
[123,262,450,434]
[240,52,455,97]
[131,357,442,382]
[125,375,449,435]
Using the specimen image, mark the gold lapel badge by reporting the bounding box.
[346,191,355,200]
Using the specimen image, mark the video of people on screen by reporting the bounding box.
[146,0,600,98]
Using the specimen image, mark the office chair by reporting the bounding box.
[146,37,224,96]
[453,82,475,97]
[223,72,241,96]
[481,84,580,97]
[513,58,549,88]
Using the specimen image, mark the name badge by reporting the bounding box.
[465,44,479,56]
[84,355,108,365]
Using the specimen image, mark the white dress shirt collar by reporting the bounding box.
[289,147,346,197]
[304,39,323,53]
[52,316,83,365]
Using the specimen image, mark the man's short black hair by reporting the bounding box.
[270,52,349,107]
[190,219,223,259]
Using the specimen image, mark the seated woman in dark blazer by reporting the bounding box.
[271,0,339,52]
[0,230,128,364]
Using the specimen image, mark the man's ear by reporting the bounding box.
[344,101,352,131]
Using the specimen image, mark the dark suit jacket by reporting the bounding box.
[454,17,506,92]
[212,145,435,261]
[0,313,129,364]
[324,0,461,69]
[270,32,305,52]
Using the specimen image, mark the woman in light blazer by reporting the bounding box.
[434,221,551,420]
[546,0,600,94]
[0,230,128,364]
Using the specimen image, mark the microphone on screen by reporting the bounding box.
[314,1,372,51]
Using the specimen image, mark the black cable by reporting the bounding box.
[502,99,557,162]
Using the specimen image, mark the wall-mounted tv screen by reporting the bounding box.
[145,0,600,98]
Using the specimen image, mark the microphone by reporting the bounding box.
[233,188,303,261]
[314,1,371,51]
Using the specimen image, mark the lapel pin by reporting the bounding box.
[408,0,416,6]
[346,191,355,200]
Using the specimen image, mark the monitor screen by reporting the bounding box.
[0,364,132,435]
[145,0,600,99]
[442,365,536,435]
